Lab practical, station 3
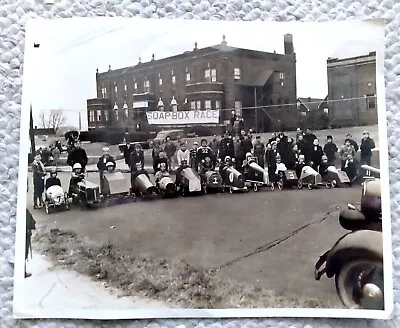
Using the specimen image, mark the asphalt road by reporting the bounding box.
[26,171,362,307]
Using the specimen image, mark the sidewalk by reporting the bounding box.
[22,252,169,310]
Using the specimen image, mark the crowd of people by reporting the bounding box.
[121,128,376,182]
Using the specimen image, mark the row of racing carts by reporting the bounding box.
[241,153,352,192]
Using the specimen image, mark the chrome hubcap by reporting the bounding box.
[362,283,383,300]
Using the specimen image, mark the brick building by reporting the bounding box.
[327,52,378,127]
[87,34,297,132]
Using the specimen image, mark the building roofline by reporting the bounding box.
[97,44,289,78]
[327,51,376,64]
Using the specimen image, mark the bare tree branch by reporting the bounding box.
[37,110,66,133]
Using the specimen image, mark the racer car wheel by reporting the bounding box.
[278,181,283,190]
[270,183,275,191]
[297,181,303,189]
[326,182,332,189]
[308,183,313,190]
[229,187,233,194]
[253,184,258,192]
[332,180,337,188]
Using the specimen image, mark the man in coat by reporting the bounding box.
[253,136,265,168]
[124,142,134,170]
[97,147,116,172]
[208,134,220,158]
[360,131,376,166]
[67,141,88,172]
[219,131,235,161]
[163,136,177,173]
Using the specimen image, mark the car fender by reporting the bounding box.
[325,230,382,278]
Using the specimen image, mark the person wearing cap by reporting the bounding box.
[189,141,199,170]
[197,138,214,166]
[177,141,190,167]
[219,130,235,161]
[360,131,375,166]
[68,163,85,198]
[323,135,338,166]
[97,147,116,172]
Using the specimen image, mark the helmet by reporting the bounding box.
[106,161,115,170]
[73,163,82,170]
[224,156,231,163]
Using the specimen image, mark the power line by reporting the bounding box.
[51,26,126,57]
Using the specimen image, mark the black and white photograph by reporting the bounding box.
[13,18,392,320]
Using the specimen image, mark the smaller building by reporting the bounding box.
[327,52,377,127]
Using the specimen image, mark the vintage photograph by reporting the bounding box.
[14,18,392,319]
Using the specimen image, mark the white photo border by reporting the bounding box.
[13,17,394,320]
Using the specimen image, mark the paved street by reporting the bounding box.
[26,170,362,308]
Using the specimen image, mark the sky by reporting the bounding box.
[24,18,384,130]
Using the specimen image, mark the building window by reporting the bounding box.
[124,82,127,91]
[186,73,191,81]
[89,111,94,122]
[134,81,137,90]
[114,84,118,94]
[97,110,102,121]
[190,101,196,110]
[101,87,107,98]
[368,82,372,87]
[367,94,376,109]
[279,72,285,80]
[104,110,109,122]
[205,100,212,110]
[234,68,241,80]
[159,78,163,85]
[172,75,176,84]
[215,100,221,110]
[196,100,201,110]
[323,108,329,114]
[234,101,242,117]
[211,69,217,82]
[205,68,217,82]
[144,79,150,92]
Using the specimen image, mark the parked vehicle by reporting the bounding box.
[314,165,383,310]
[151,129,187,147]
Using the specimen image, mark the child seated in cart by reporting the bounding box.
[295,154,306,180]
[318,155,330,180]
[68,163,85,197]
[200,156,215,173]
[45,169,61,190]
[45,169,63,201]
[155,162,170,187]
[175,159,190,186]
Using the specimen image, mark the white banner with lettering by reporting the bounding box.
[146,110,220,125]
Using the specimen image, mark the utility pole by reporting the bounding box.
[254,87,258,132]
[29,103,35,154]
[79,111,82,131]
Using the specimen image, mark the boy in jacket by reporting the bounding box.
[323,135,338,166]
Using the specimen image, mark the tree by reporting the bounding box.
[38,110,66,134]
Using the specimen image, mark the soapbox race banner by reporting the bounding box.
[146,110,220,125]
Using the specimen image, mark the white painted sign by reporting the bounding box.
[146,110,220,125]
[133,101,149,108]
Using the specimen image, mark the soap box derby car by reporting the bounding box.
[44,185,70,214]
[298,166,329,190]
[219,157,248,194]
[199,159,223,194]
[243,154,274,192]
[323,166,351,188]
[131,166,158,199]
[100,162,136,205]
[176,161,203,196]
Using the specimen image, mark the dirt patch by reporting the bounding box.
[33,226,341,309]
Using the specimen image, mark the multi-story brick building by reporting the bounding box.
[87,34,297,132]
[327,52,378,127]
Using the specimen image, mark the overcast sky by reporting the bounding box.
[25,18,384,130]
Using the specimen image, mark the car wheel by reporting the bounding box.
[229,187,233,194]
[307,183,313,190]
[332,180,337,188]
[297,181,303,189]
[326,182,332,189]
[335,259,384,310]
[253,184,258,192]
[270,183,275,191]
